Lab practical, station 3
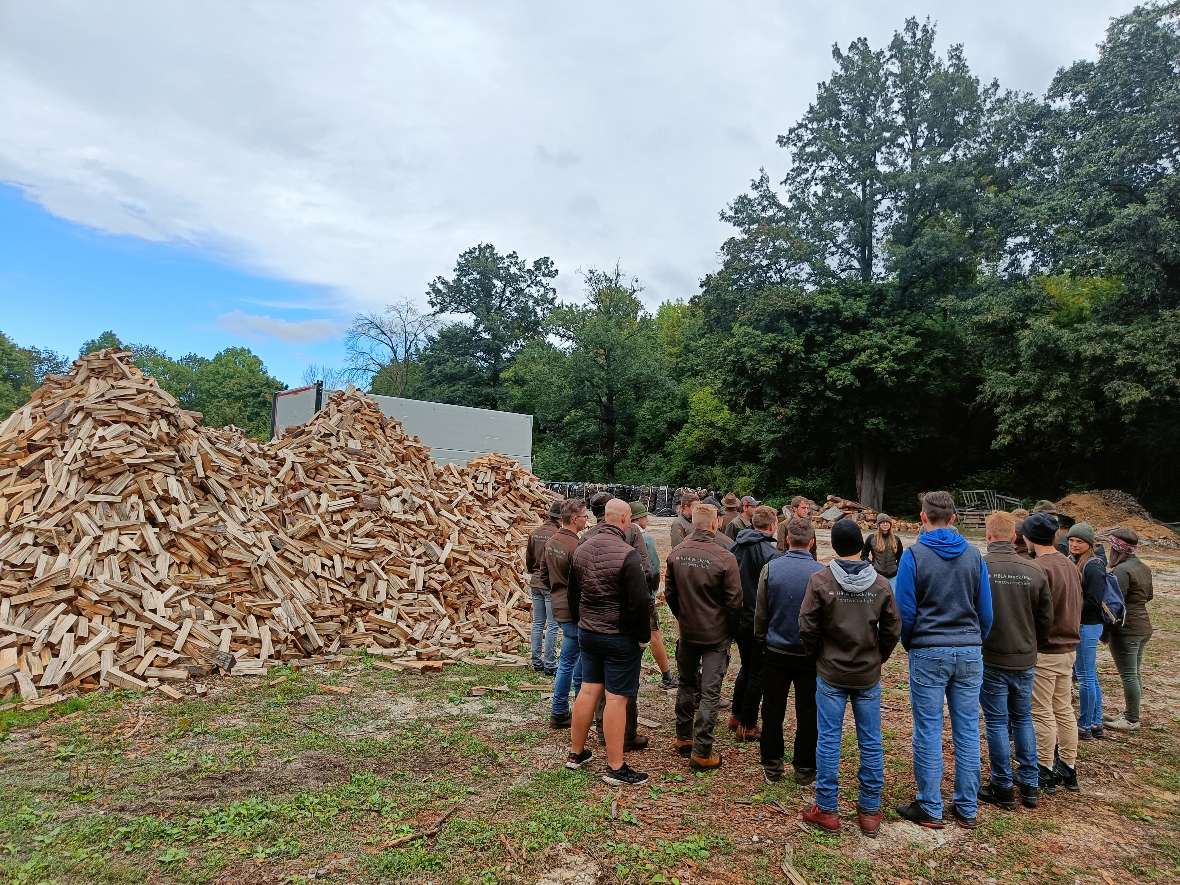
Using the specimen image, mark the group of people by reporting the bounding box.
[523,488,1154,836]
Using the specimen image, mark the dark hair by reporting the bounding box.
[559,498,587,525]
[922,490,956,525]
[786,516,815,547]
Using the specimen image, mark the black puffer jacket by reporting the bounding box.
[568,524,652,643]
[731,528,779,633]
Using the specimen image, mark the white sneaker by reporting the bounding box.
[1105,715,1140,731]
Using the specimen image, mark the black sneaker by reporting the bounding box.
[763,765,784,784]
[978,782,1016,811]
[565,748,592,769]
[895,800,945,829]
[1054,760,1079,793]
[544,668,557,678]
[1090,726,1105,740]
[550,712,572,729]
[660,672,679,689]
[793,766,817,786]
[1018,782,1040,809]
[1038,764,1059,794]
[602,763,649,786]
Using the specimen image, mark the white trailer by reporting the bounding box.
[270,383,533,470]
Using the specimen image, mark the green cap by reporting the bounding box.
[629,501,649,519]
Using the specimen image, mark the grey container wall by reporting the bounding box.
[271,385,533,470]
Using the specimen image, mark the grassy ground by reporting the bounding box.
[2,532,1179,884]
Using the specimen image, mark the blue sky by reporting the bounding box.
[0,185,347,386]
[0,1,1126,390]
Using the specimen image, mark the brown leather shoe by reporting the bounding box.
[672,738,693,757]
[801,804,841,833]
[689,752,722,771]
[726,714,740,732]
[735,724,762,742]
[857,806,883,837]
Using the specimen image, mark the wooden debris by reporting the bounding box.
[0,351,555,701]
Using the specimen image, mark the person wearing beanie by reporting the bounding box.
[1104,528,1153,731]
[1032,500,1073,553]
[526,499,564,674]
[894,491,992,830]
[978,510,1053,812]
[1024,510,1083,794]
[798,518,900,837]
[630,501,678,690]
[861,513,905,587]
[1067,522,1107,740]
[543,499,590,727]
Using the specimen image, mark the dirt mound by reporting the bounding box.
[1055,490,1178,546]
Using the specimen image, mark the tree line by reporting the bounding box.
[3,5,1177,518]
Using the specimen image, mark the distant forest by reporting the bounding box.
[3,4,1178,518]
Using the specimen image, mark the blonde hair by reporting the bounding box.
[986,510,1016,539]
[692,503,718,530]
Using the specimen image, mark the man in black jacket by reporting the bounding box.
[728,505,779,741]
[565,498,652,787]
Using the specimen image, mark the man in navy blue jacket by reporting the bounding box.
[894,491,993,830]
[755,516,825,785]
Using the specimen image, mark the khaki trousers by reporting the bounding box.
[1033,651,1078,767]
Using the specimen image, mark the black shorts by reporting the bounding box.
[578,630,643,696]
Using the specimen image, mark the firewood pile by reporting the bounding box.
[814,496,920,533]
[0,350,553,704]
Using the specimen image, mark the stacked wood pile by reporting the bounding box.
[814,496,920,533]
[0,351,552,703]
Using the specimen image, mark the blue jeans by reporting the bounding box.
[980,666,1037,789]
[815,676,884,814]
[908,646,983,820]
[1075,623,1104,730]
[530,588,558,670]
[552,621,582,716]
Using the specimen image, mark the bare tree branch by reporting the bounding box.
[343,299,438,396]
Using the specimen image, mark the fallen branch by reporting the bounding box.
[369,805,459,852]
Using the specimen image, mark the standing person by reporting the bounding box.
[543,499,590,728]
[725,495,760,541]
[718,493,742,535]
[1011,508,1033,559]
[1033,500,1072,553]
[861,514,904,587]
[526,500,563,675]
[1105,528,1154,731]
[729,505,779,741]
[1067,523,1107,741]
[778,496,816,557]
[669,491,699,548]
[798,519,901,837]
[1022,512,1082,794]
[756,517,825,785]
[565,499,652,786]
[631,501,678,689]
[894,491,993,830]
[665,503,743,771]
[978,511,1054,812]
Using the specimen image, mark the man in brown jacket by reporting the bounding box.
[798,519,901,837]
[1023,512,1082,794]
[542,499,590,729]
[566,499,653,787]
[718,493,742,535]
[526,500,563,674]
[669,491,699,548]
[777,496,816,558]
[665,503,742,771]
[724,495,760,541]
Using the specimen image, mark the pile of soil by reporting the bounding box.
[1055,490,1178,547]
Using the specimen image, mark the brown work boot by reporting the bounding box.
[672,738,693,757]
[735,724,762,742]
[726,714,740,732]
[857,807,883,838]
[802,804,841,833]
[689,752,722,771]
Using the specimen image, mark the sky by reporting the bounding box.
[0,0,1130,386]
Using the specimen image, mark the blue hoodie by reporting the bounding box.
[895,527,993,650]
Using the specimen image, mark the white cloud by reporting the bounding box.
[216,310,342,343]
[0,0,1123,312]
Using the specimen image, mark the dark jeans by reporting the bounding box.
[731,628,764,728]
[675,639,731,757]
[980,665,1037,789]
[759,648,817,773]
[1109,632,1150,722]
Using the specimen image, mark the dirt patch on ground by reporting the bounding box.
[1056,490,1179,546]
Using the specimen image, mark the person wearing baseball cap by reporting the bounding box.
[724,494,762,542]
[1104,528,1153,731]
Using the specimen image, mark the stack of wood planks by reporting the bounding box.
[0,350,553,703]
[815,495,919,532]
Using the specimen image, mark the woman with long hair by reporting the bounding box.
[1104,528,1154,731]
[861,514,904,588]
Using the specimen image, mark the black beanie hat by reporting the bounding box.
[1022,511,1058,546]
[830,518,864,557]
